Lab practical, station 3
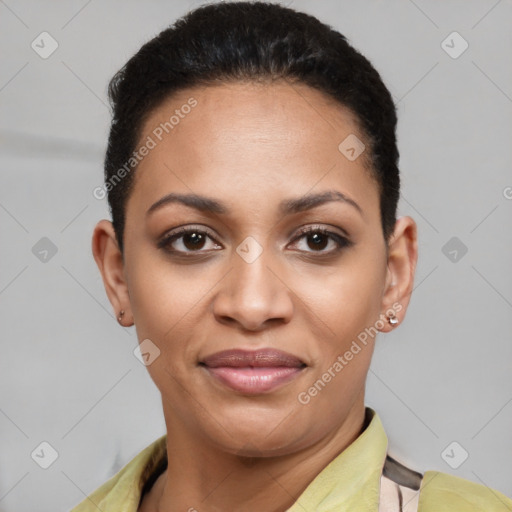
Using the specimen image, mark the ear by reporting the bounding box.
[379,216,418,333]
[91,220,132,325]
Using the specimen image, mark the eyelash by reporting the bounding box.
[157,224,352,257]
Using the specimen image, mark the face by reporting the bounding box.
[94,80,416,457]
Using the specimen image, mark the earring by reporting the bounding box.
[387,312,399,326]
[117,310,125,324]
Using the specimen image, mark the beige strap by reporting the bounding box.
[378,474,401,511]
[378,474,420,512]
[400,483,420,512]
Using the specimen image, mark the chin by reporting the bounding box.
[201,404,310,456]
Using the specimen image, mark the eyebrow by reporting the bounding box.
[146,190,363,217]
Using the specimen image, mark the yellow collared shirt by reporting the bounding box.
[70,408,512,511]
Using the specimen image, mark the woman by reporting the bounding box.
[71,2,511,510]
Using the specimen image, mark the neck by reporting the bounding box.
[142,397,368,512]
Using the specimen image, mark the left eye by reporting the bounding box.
[290,227,351,254]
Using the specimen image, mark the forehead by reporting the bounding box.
[137,80,367,163]
[127,80,378,219]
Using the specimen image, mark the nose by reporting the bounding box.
[212,244,294,332]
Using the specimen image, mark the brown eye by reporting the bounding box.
[290,226,352,255]
[182,231,206,250]
[305,232,329,251]
[158,226,221,255]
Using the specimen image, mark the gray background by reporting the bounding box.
[1,0,511,510]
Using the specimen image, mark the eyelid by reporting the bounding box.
[292,223,350,240]
[161,224,217,238]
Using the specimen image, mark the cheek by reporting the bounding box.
[125,251,204,346]
[126,262,198,389]
[294,254,386,353]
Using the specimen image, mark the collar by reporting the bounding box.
[285,407,388,512]
[92,432,167,511]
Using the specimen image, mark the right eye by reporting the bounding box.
[157,226,223,255]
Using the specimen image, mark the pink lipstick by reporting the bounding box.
[200,348,306,394]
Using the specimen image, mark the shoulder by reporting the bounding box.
[418,470,512,512]
[383,454,512,512]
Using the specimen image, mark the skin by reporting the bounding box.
[92,80,417,512]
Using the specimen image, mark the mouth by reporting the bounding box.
[199,348,307,395]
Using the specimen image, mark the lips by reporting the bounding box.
[200,349,306,394]
[202,348,305,368]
